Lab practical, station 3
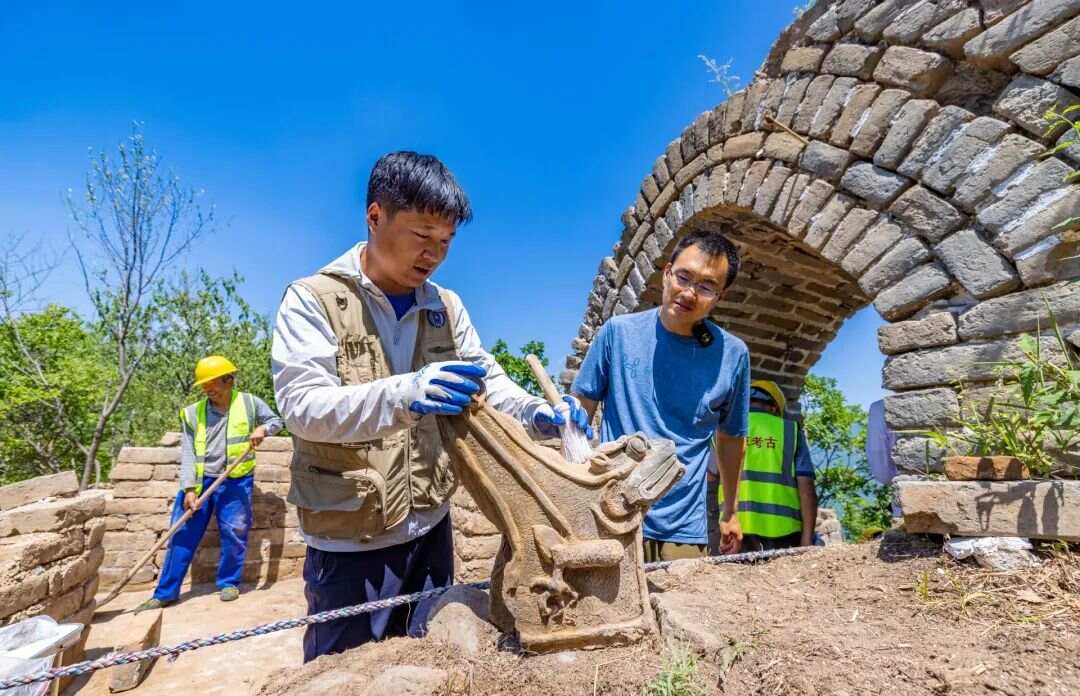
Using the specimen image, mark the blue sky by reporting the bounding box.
[0,1,886,410]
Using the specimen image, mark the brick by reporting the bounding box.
[994,74,1080,138]
[0,471,79,511]
[878,311,958,355]
[841,218,905,276]
[781,46,826,73]
[799,140,853,182]
[841,163,912,208]
[889,186,965,243]
[159,432,181,447]
[980,0,1030,25]
[964,0,1080,69]
[953,134,1044,212]
[958,281,1080,339]
[850,89,911,159]
[897,106,975,180]
[934,229,1020,299]
[873,46,953,97]
[104,609,164,692]
[885,0,969,44]
[873,263,954,320]
[899,479,1080,541]
[665,138,684,175]
[821,44,883,80]
[0,491,107,538]
[859,237,933,295]
[883,335,1067,389]
[642,174,660,204]
[924,8,985,57]
[681,112,710,163]
[884,388,960,430]
[874,100,940,170]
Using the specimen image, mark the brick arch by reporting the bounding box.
[564,0,1079,472]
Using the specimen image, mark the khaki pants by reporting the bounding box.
[642,538,707,564]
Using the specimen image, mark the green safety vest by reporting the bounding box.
[718,410,802,538]
[179,390,257,495]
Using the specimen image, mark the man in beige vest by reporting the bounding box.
[271,151,592,661]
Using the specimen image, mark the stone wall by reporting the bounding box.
[562,0,1080,474]
[0,472,107,686]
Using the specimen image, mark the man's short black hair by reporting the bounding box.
[367,151,473,225]
[669,229,740,289]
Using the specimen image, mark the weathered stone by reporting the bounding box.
[0,472,79,511]
[859,237,933,296]
[105,497,170,516]
[883,0,963,44]
[899,479,1080,541]
[158,432,181,447]
[0,528,82,571]
[889,186,965,243]
[874,100,940,170]
[0,491,107,538]
[1052,53,1080,89]
[781,46,825,74]
[771,173,810,227]
[841,163,912,207]
[934,229,1020,298]
[800,140,853,182]
[976,157,1075,236]
[109,463,154,481]
[1014,222,1080,287]
[897,105,975,180]
[641,174,660,204]
[995,74,1080,138]
[855,0,914,41]
[884,388,960,430]
[957,281,1080,339]
[112,480,181,499]
[707,104,727,145]
[775,75,812,128]
[830,84,882,149]
[822,208,879,263]
[681,112,710,163]
[116,447,180,465]
[427,588,496,658]
[793,75,836,134]
[722,132,765,160]
[922,117,1012,196]
[809,78,858,141]
[842,218,905,276]
[952,135,1044,214]
[763,130,808,167]
[945,456,1030,480]
[754,166,793,217]
[965,0,1080,68]
[665,138,684,175]
[723,90,747,136]
[979,0,1030,25]
[878,311,958,355]
[883,335,1066,389]
[365,666,449,696]
[821,43,883,80]
[804,193,855,249]
[1011,15,1080,74]
[873,46,953,97]
[874,263,954,320]
[788,179,836,238]
[92,609,164,692]
[736,161,773,210]
[807,4,842,41]
[651,592,729,656]
[0,571,49,621]
[924,8,985,57]
[850,89,912,159]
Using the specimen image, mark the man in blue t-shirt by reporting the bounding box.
[572,229,750,561]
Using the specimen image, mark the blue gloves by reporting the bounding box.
[533,395,594,439]
[406,361,487,416]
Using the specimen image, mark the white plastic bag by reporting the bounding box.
[944,537,1041,571]
[0,616,84,696]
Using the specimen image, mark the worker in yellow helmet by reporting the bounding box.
[135,356,283,612]
[713,380,817,551]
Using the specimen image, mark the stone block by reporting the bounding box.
[809,78,858,141]
[841,163,912,207]
[841,218,904,276]
[763,132,806,164]
[793,75,836,134]
[112,480,179,499]
[151,464,180,481]
[665,138,684,174]
[821,43,883,80]
[980,0,1030,25]
[427,589,496,658]
[456,534,502,562]
[651,592,730,656]
[979,176,1077,251]
[884,388,960,430]
[934,229,1020,299]
[873,46,953,96]
[799,140,853,182]
[0,572,49,621]
[883,335,1067,389]
[723,90,747,136]
[775,75,812,128]
[897,105,975,180]
[889,185,965,243]
[0,472,79,511]
[830,83,882,149]
[893,437,946,474]
[898,479,1080,541]
[1051,54,1080,89]
[736,161,772,209]
[109,463,154,482]
[924,8,985,57]
[884,0,969,45]
[0,491,107,538]
[1015,229,1080,286]
[781,46,825,74]
[855,0,912,41]
[879,311,959,355]
[0,527,83,571]
[945,456,1030,480]
[873,263,954,320]
[754,165,793,217]
[850,89,912,159]
[922,122,1012,197]
[673,154,708,189]
[822,208,879,263]
[1010,14,1080,75]
[803,193,855,249]
[85,517,106,548]
[874,100,940,170]
[771,172,810,227]
[116,447,180,465]
[106,497,170,515]
[957,281,1080,339]
[994,74,1080,138]
[964,0,1080,68]
[104,609,163,692]
[788,179,836,238]
[722,132,764,161]
[159,432,181,447]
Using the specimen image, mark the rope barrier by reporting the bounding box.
[0,545,813,689]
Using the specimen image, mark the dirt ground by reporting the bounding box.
[252,533,1080,696]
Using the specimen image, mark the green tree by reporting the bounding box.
[490,339,550,398]
[801,374,892,541]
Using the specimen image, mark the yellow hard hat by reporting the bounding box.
[750,380,786,413]
[194,355,237,386]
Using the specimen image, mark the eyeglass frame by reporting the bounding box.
[665,266,723,301]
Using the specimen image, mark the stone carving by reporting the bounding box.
[437,399,683,652]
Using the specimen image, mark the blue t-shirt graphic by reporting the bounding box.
[572,308,750,545]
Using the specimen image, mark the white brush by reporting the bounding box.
[526,354,593,466]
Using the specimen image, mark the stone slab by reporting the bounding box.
[107,609,163,691]
[878,312,958,355]
[0,472,79,511]
[0,491,107,538]
[944,456,1030,480]
[898,479,1080,541]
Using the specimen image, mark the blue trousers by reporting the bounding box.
[302,513,454,662]
[154,474,254,601]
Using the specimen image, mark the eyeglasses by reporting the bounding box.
[668,269,722,301]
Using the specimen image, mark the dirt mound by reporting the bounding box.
[253,534,1080,695]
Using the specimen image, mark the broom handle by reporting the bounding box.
[97,443,255,609]
[525,354,563,407]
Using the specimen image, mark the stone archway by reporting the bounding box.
[562,0,1079,473]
